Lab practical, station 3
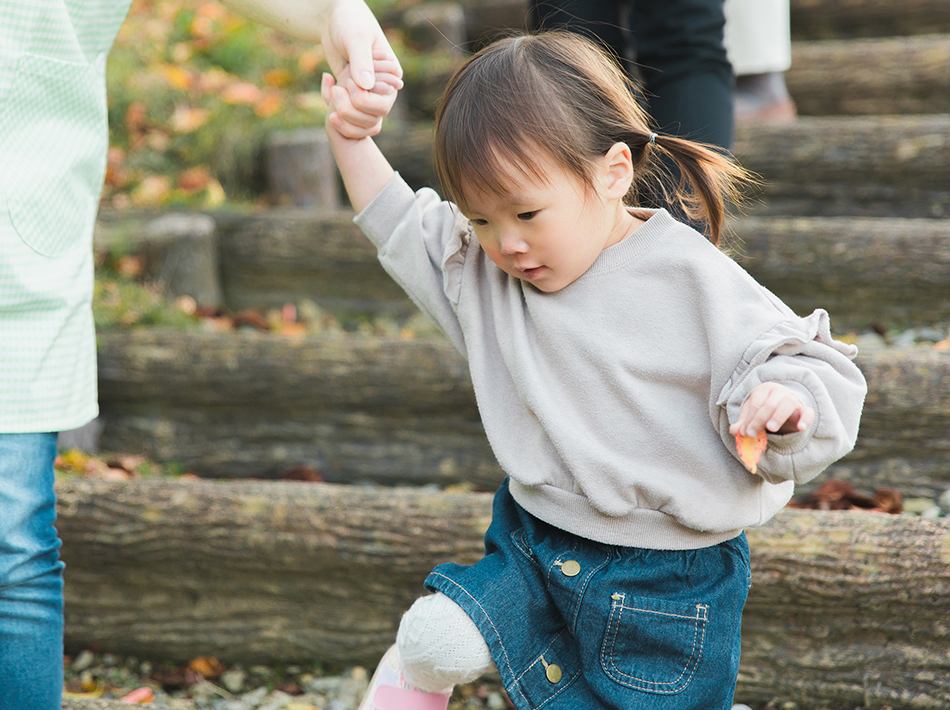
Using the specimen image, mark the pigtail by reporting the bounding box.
[641,132,758,247]
[433,31,758,247]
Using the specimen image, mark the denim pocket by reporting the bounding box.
[600,592,708,694]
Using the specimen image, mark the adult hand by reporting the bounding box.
[220,0,402,92]
[322,0,403,92]
[322,50,401,139]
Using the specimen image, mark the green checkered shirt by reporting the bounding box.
[0,0,131,432]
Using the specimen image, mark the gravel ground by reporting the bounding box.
[61,647,910,710]
[63,650,513,710]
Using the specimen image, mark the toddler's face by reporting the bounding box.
[460,152,638,292]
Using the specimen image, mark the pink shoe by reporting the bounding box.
[359,645,453,710]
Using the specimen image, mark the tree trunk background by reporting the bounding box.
[57,479,950,709]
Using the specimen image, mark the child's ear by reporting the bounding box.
[600,142,634,200]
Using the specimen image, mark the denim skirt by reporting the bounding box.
[425,479,751,710]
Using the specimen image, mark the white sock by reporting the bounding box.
[396,592,497,692]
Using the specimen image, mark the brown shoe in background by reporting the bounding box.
[735,72,797,123]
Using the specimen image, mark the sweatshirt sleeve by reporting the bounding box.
[715,309,868,485]
[353,172,471,355]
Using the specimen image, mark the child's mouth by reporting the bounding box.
[519,266,545,280]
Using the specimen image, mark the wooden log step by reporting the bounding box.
[731,215,950,331]
[212,209,412,316]
[400,32,950,120]
[374,116,950,218]
[96,208,950,330]
[788,34,950,116]
[788,0,950,40]
[440,0,950,43]
[96,330,950,499]
[209,210,950,331]
[96,207,950,334]
[56,478,950,709]
[734,114,950,218]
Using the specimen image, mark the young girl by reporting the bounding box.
[322,32,866,710]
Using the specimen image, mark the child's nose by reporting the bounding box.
[499,232,528,255]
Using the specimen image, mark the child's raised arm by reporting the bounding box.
[322,58,399,212]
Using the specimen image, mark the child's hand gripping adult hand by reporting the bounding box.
[729,382,815,439]
[322,50,402,140]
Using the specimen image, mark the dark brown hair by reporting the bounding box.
[433,31,755,245]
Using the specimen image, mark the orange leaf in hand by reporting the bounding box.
[735,430,767,474]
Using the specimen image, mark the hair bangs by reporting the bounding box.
[435,35,577,211]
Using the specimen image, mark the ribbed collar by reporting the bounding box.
[579,207,678,280]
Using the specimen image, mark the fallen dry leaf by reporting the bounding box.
[107,453,148,472]
[298,47,323,74]
[171,106,211,133]
[187,656,225,679]
[232,309,270,330]
[254,93,282,118]
[116,254,145,279]
[178,165,213,193]
[222,81,264,105]
[735,430,767,474]
[119,687,155,703]
[788,480,903,514]
[131,175,172,207]
[264,68,293,87]
[125,101,148,133]
[160,63,193,91]
[281,464,324,483]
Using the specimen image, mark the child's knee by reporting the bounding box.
[396,592,495,692]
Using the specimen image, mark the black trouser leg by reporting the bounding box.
[631,0,733,150]
[529,0,733,150]
[529,0,627,59]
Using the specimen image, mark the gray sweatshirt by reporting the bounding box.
[355,174,867,550]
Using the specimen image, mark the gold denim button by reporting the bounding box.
[545,664,562,683]
[561,560,581,577]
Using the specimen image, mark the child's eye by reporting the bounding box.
[517,211,538,221]
[469,218,488,227]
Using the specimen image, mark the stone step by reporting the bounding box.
[97,330,950,500]
[95,210,950,332]
[788,34,950,116]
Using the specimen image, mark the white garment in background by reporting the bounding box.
[723,0,791,75]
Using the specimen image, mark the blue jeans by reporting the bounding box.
[0,433,64,710]
[427,480,750,710]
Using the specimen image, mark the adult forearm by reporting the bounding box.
[218,0,334,41]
